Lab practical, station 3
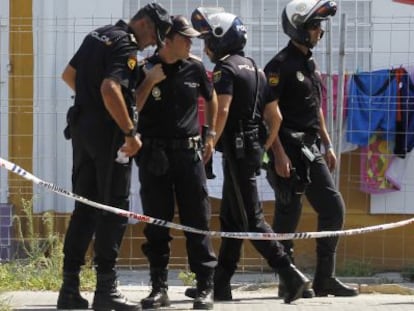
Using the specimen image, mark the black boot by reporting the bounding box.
[312,256,359,297]
[141,268,170,309]
[193,274,214,310]
[277,252,314,299]
[184,287,197,299]
[278,280,315,299]
[213,265,232,301]
[278,263,311,304]
[92,272,141,311]
[185,266,233,302]
[57,272,89,310]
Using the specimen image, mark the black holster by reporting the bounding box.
[267,128,319,204]
[63,105,81,140]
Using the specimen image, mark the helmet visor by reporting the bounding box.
[304,0,337,24]
[191,7,225,37]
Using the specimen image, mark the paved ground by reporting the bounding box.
[2,270,414,310]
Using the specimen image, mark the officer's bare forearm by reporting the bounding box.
[263,100,282,150]
[214,94,232,145]
[205,90,218,133]
[271,135,286,157]
[318,108,333,148]
[62,64,76,92]
[101,78,135,134]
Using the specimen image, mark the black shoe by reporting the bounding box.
[214,282,232,301]
[313,277,359,297]
[141,288,170,309]
[92,290,141,311]
[278,264,311,304]
[278,281,315,299]
[184,287,197,299]
[185,284,232,302]
[193,288,214,310]
[57,290,89,310]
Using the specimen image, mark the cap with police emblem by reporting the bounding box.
[140,2,172,48]
[170,15,201,38]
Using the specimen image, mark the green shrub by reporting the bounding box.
[0,197,95,291]
[336,260,375,277]
[178,270,196,286]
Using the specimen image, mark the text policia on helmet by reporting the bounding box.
[191,7,247,62]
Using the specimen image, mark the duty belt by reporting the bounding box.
[280,127,318,146]
[243,128,259,138]
[142,136,201,150]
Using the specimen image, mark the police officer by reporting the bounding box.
[187,8,310,304]
[264,0,359,298]
[134,15,218,310]
[57,3,172,310]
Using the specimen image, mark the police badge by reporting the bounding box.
[296,71,305,82]
[152,86,161,100]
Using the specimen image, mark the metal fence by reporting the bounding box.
[1,0,414,271]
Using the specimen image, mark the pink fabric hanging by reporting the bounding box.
[321,74,349,120]
[393,0,414,5]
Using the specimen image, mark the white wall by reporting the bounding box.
[371,152,414,214]
[372,0,414,69]
[32,0,125,212]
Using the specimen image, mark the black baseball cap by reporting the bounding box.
[171,15,201,38]
[141,2,172,47]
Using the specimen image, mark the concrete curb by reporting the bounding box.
[229,282,414,295]
[359,283,414,295]
[116,269,414,295]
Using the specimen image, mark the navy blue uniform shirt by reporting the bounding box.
[70,20,139,115]
[213,52,276,134]
[137,54,213,138]
[264,41,322,133]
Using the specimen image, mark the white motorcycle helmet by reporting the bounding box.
[282,0,337,48]
[191,7,247,62]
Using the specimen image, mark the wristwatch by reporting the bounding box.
[206,130,216,138]
[124,127,137,137]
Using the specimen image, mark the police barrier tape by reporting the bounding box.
[2,156,414,240]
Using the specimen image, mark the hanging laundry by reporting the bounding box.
[347,69,398,146]
[321,73,349,120]
[393,67,414,157]
[384,152,412,191]
[360,133,398,194]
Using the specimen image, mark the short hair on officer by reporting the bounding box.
[131,2,172,48]
[282,0,337,48]
[191,7,247,62]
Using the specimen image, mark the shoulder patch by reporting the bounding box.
[213,70,222,83]
[268,72,279,86]
[127,54,137,70]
